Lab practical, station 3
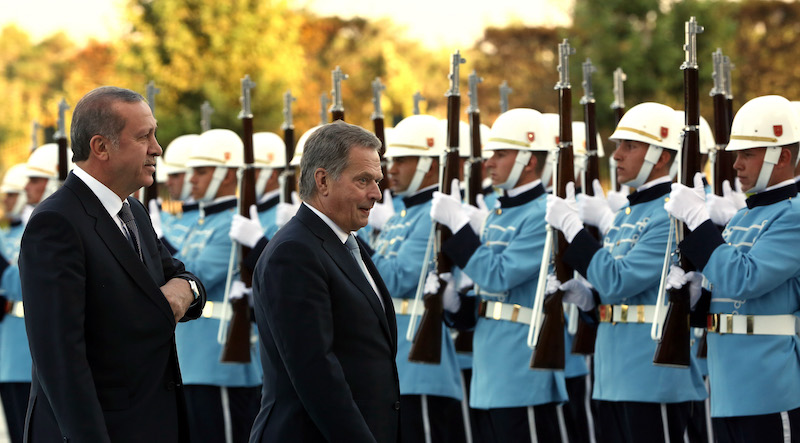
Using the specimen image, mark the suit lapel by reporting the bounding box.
[65,175,175,325]
[298,206,394,344]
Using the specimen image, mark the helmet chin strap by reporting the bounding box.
[750,146,781,193]
[398,156,433,197]
[200,167,229,202]
[255,168,273,201]
[497,150,532,190]
[624,145,663,188]
[41,178,60,203]
[179,176,192,201]
[539,151,554,191]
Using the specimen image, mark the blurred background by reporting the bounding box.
[1,0,798,179]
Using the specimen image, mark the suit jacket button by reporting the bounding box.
[166,381,177,391]
[394,401,400,410]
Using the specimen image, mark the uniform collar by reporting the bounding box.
[497,182,545,208]
[257,192,280,212]
[182,202,199,213]
[745,182,798,209]
[402,185,437,209]
[627,181,671,207]
[200,197,237,215]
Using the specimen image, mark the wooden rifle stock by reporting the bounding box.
[330,66,348,122]
[653,18,703,368]
[143,81,160,208]
[221,75,256,363]
[371,78,389,193]
[531,40,574,370]
[572,58,599,356]
[610,68,627,192]
[408,52,465,364]
[55,98,69,182]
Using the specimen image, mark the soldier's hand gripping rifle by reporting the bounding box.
[609,68,627,192]
[652,17,704,368]
[280,91,296,203]
[55,98,70,183]
[219,75,256,363]
[371,78,389,193]
[529,39,575,370]
[330,66,348,122]
[407,51,466,364]
[570,58,600,356]
[144,81,161,210]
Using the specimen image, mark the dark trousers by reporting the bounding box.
[400,394,465,443]
[714,406,800,443]
[473,403,563,443]
[595,400,691,443]
[564,375,593,443]
[0,382,30,443]
[686,399,711,443]
[184,385,260,443]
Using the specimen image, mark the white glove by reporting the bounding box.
[577,179,615,235]
[664,264,704,309]
[431,178,469,233]
[606,184,630,213]
[545,274,561,295]
[545,181,583,243]
[368,189,395,231]
[276,191,300,228]
[561,278,595,311]
[229,280,254,306]
[148,199,163,239]
[461,193,489,234]
[424,271,461,313]
[706,179,746,226]
[664,172,709,231]
[229,204,264,248]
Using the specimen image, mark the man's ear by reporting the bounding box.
[314,168,328,196]
[89,135,110,161]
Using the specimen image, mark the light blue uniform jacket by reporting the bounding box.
[0,221,31,382]
[162,202,200,252]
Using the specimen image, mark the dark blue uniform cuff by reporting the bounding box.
[564,229,601,278]
[680,219,725,271]
[442,225,482,269]
[443,292,479,330]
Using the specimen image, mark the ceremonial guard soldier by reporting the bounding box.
[432,108,569,442]
[371,114,464,443]
[156,134,201,252]
[174,128,262,443]
[665,95,800,442]
[0,163,35,443]
[546,102,707,441]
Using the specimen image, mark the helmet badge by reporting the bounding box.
[426,137,434,148]
[527,132,535,142]
[774,125,783,137]
[660,127,669,139]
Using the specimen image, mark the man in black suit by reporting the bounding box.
[250,121,400,442]
[19,86,206,443]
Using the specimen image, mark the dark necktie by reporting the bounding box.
[345,234,384,310]
[118,203,143,261]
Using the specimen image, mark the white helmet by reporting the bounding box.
[26,143,72,203]
[186,129,243,202]
[2,164,29,217]
[161,134,200,201]
[609,102,680,187]
[253,131,287,200]
[384,115,444,196]
[484,108,549,190]
[291,125,321,167]
[726,95,800,192]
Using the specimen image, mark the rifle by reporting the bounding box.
[609,68,627,191]
[653,17,704,368]
[412,91,426,116]
[709,49,736,194]
[280,91,296,203]
[452,69,483,355]
[408,51,465,364]
[570,57,600,356]
[220,75,256,363]
[55,98,70,182]
[723,56,734,130]
[371,78,389,192]
[31,120,40,152]
[330,66,348,122]
[144,81,161,210]
[320,93,330,125]
[499,81,512,114]
[200,101,214,133]
[530,39,575,370]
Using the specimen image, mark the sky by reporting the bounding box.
[0,0,573,49]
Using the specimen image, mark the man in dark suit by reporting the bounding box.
[19,86,206,443]
[250,121,401,443]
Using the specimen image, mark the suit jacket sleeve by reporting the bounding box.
[20,209,111,442]
[259,238,377,442]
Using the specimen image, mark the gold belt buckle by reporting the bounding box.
[707,313,719,333]
[202,301,215,318]
[636,305,645,323]
[510,304,521,323]
[492,302,503,321]
[400,299,409,315]
[620,304,629,323]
